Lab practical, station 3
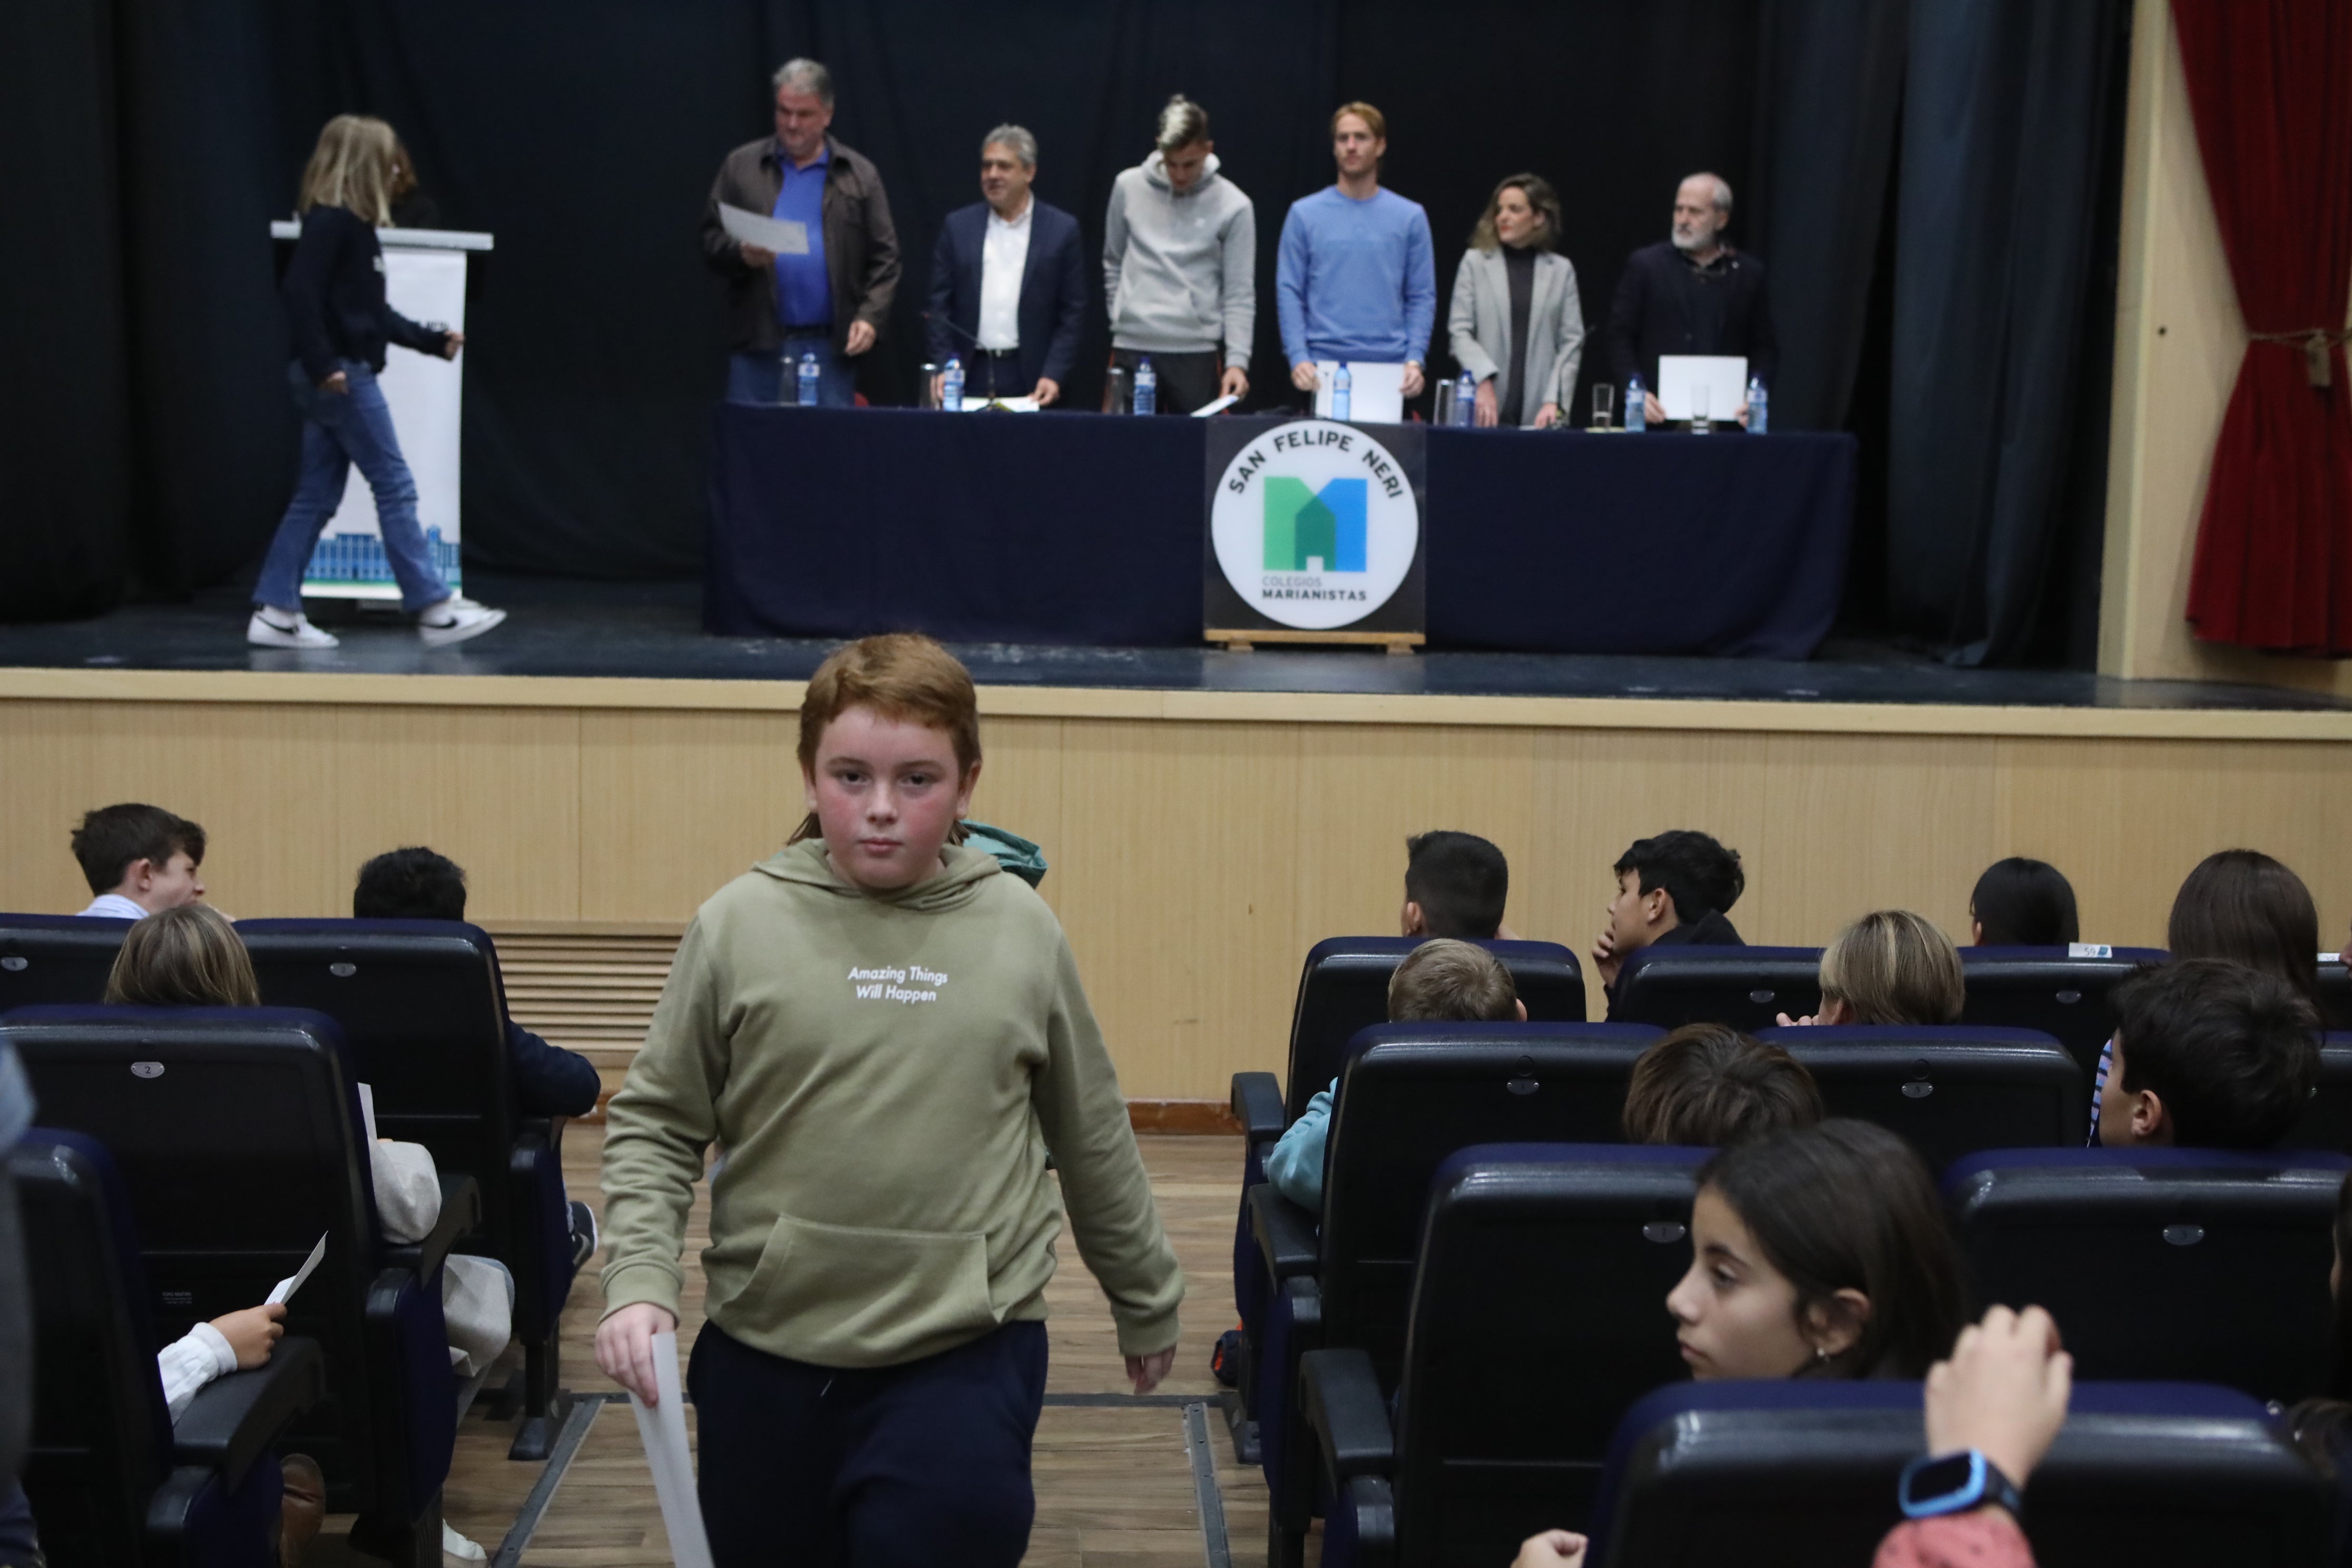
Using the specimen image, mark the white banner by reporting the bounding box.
[303,244,469,599]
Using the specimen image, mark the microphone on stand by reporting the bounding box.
[921,311,1007,406]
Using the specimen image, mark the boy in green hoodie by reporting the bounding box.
[595,634,1182,1566]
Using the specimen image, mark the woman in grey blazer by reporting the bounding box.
[1446,174,1583,427]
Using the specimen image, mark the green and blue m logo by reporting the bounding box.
[1262,477,1367,572]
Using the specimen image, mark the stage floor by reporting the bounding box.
[8,570,2349,712]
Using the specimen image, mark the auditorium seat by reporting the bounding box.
[1226,936,1584,1456]
[1608,945,1824,1032]
[1297,1143,1704,1566]
[237,917,576,1458]
[1946,1146,2350,1402]
[1958,946,2168,1078]
[1252,1026,1659,1552]
[1576,1380,2329,1568]
[2281,1032,2352,1155]
[1755,1024,2086,1170]
[4,1005,475,1568]
[2320,956,2351,1031]
[0,913,132,1010]
[13,1129,328,1568]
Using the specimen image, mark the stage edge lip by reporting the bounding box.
[3,665,2352,743]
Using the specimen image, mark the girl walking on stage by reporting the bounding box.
[595,634,1183,1567]
[249,114,505,650]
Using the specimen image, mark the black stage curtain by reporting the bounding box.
[2,0,2128,664]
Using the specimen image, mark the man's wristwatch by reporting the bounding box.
[1897,1449,2025,1519]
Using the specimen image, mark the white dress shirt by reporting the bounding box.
[158,1320,240,1420]
[977,199,1033,351]
[77,893,149,920]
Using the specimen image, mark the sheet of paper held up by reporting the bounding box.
[268,1233,327,1307]
[1311,360,1406,425]
[719,204,810,256]
[1657,355,1748,423]
[629,1329,714,1568]
[358,1082,379,1145]
[1190,394,1241,418]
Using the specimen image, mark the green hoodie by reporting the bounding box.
[599,839,1182,1368]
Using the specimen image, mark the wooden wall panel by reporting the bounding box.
[4,692,2347,1098]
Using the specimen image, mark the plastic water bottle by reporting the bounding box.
[797,352,820,408]
[1746,375,1769,435]
[1134,357,1157,416]
[1332,362,1352,422]
[1625,373,1647,434]
[1454,370,1475,427]
[942,357,964,413]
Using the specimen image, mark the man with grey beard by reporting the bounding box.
[1606,171,1777,427]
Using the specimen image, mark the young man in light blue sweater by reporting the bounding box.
[1276,101,1436,406]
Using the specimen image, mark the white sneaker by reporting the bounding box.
[247,608,339,649]
[417,595,507,647]
[441,1521,488,1566]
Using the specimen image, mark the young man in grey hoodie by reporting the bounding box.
[1102,95,1256,414]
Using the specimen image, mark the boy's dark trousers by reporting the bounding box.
[689,1318,1048,1567]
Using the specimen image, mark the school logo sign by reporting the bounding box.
[1208,419,1422,632]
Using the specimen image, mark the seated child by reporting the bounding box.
[1668,1118,1965,1379]
[353,846,604,1268]
[1621,1023,1825,1145]
[1264,938,1523,1211]
[69,802,207,919]
[1777,909,1964,1027]
[351,847,604,1119]
[1968,857,2080,947]
[1594,830,1747,1014]
[2167,849,2322,1005]
[2096,957,2318,1150]
[105,906,514,1563]
[1400,829,1513,939]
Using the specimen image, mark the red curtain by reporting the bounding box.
[2173,0,2352,652]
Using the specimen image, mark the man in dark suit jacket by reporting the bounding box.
[927,124,1087,406]
[1608,172,1778,426]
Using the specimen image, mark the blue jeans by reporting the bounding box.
[727,331,857,407]
[253,359,452,614]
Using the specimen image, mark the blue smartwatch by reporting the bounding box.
[1897,1449,2024,1520]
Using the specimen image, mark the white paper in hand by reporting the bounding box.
[357,1082,379,1145]
[719,204,810,256]
[628,1330,713,1568]
[267,1233,327,1307]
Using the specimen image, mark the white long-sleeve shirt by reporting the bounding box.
[156,1320,239,1420]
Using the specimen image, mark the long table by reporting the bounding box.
[704,406,1856,658]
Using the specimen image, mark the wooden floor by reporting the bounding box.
[315,1130,1266,1566]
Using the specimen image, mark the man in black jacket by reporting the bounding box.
[926,125,1087,407]
[1607,173,1777,427]
[1593,830,1748,1015]
[702,58,901,406]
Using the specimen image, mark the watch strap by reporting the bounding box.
[1898,1449,2025,1519]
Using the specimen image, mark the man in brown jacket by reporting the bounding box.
[703,58,900,407]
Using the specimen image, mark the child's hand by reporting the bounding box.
[1775,1012,1820,1027]
[1924,1305,2072,1497]
[1513,1530,1588,1568]
[1126,1347,1177,1395]
[208,1302,287,1369]
[1591,930,1619,986]
[595,1302,681,1405]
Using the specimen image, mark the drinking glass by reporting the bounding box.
[1691,383,1712,435]
[1590,384,1614,431]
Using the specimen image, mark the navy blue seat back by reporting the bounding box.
[1280,938,1585,1122]
[0,915,132,1010]
[12,1131,174,1565]
[1757,1025,2086,1170]
[4,1004,453,1517]
[1589,1380,2329,1568]
[1319,1024,1659,1383]
[1387,1144,1704,1559]
[1958,947,2168,1078]
[2319,958,2350,1030]
[1610,946,1822,1032]
[1947,1147,2350,1402]
[2282,1032,2352,1155]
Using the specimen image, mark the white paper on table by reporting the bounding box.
[1657,355,1749,423]
[628,1330,714,1568]
[267,1233,328,1307]
[719,204,810,256]
[1190,394,1241,417]
[950,395,1041,413]
[1311,360,1406,425]
[357,1083,379,1145]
